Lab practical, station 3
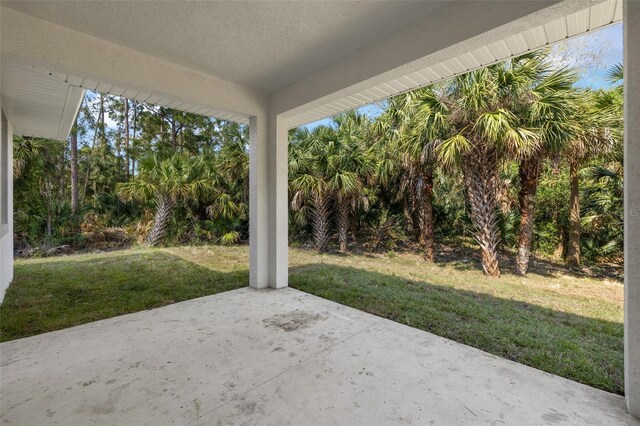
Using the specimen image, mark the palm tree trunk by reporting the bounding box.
[401,196,413,235]
[566,161,581,267]
[145,194,174,246]
[337,196,350,253]
[420,170,435,262]
[515,155,541,275]
[463,149,501,277]
[46,213,52,238]
[411,182,425,246]
[124,99,130,179]
[70,117,79,215]
[312,194,331,253]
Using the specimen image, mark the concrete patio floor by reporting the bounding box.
[0,287,637,426]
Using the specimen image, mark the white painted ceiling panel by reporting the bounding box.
[4,61,250,130]
[488,40,513,61]
[420,68,442,82]
[445,58,468,75]
[614,0,623,21]
[505,33,530,55]
[544,18,569,41]
[1,61,84,140]
[566,8,590,36]
[471,47,496,67]
[523,27,548,48]
[590,0,616,28]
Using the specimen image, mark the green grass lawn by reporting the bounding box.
[0,245,624,395]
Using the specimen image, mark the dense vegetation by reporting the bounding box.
[13,51,623,277]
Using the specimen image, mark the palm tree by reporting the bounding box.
[581,147,623,259]
[117,153,212,246]
[290,115,372,253]
[429,63,538,277]
[512,56,578,275]
[330,112,373,253]
[564,89,619,267]
[373,91,442,261]
[206,123,249,244]
[290,126,335,252]
[13,137,47,180]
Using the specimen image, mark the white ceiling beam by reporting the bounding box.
[275,0,618,128]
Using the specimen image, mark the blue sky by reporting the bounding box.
[304,23,623,130]
[572,23,623,89]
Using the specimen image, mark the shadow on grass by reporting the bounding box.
[320,242,621,281]
[289,263,624,395]
[0,251,248,342]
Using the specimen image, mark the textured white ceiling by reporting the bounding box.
[0,0,622,134]
[1,60,84,140]
[3,1,444,93]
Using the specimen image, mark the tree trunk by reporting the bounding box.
[82,105,100,201]
[145,194,175,247]
[312,194,332,253]
[515,155,541,275]
[336,196,350,253]
[463,147,501,277]
[554,234,565,258]
[420,170,435,262]
[99,94,106,158]
[131,101,137,177]
[70,117,79,214]
[401,196,413,236]
[171,112,177,151]
[566,161,581,267]
[46,213,52,237]
[124,99,130,179]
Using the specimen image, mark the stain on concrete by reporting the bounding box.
[88,396,116,415]
[541,411,569,423]
[235,400,263,416]
[80,377,97,387]
[193,398,201,417]
[263,310,326,332]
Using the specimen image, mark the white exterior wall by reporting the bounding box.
[624,0,640,417]
[0,100,14,304]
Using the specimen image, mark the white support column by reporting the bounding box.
[0,103,14,304]
[624,0,640,417]
[267,114,289,289]
[249,116,268,289]
[249,113,288,289]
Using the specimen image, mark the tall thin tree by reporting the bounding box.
[124,99,130,179]
[70,114,79,214]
